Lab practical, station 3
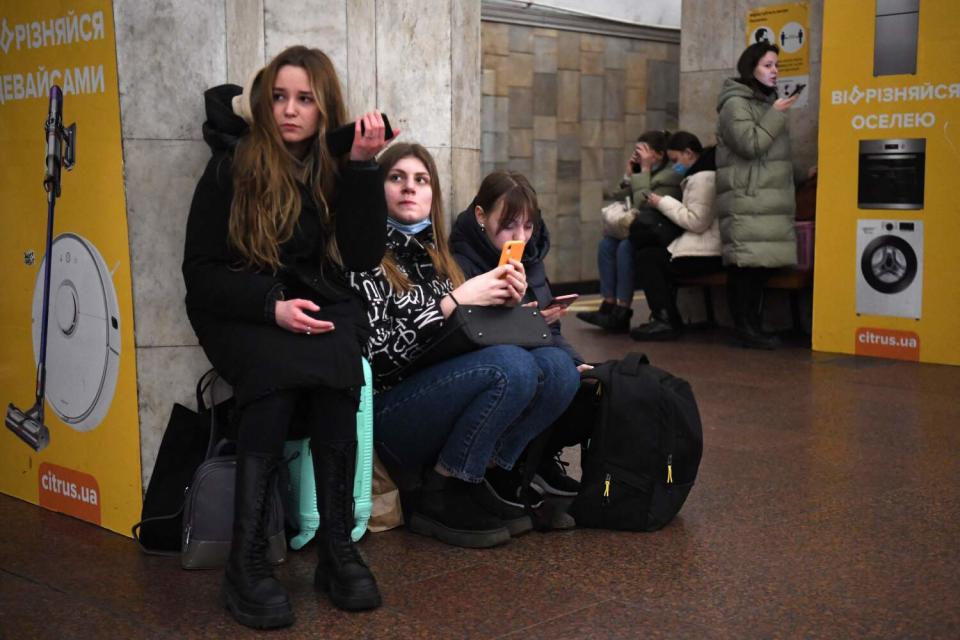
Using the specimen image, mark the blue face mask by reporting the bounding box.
[387,217,432,234]
[672,163,688,175]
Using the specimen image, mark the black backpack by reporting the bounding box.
[570,353,703,531]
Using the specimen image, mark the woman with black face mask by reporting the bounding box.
[715,42,800,349]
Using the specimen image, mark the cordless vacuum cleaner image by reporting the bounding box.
[5,86,76,452]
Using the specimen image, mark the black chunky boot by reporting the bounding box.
[314,440,382,611]
[576,300,615,327]
[222,453,294,629]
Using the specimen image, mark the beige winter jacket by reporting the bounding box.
[654,169,721,259]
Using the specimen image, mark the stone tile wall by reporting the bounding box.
[482,23,679,283]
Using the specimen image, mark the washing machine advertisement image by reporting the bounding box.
[813,1,960,366]
[855,220,923,319]
[0,0,143,536]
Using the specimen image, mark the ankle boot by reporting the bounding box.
[597,304,633,332]
[222,453,294,629]
[314,440,382,611]
[630,308,680,341]
[407,469,510,548]
[576,300,615,327]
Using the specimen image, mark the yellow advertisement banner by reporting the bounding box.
[814,1,960,366]
[0,0,142,534]
[747,2,810,105]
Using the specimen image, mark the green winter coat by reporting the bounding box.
[610,164,683,206]
[714,78,796,267]
[629,164,682,206]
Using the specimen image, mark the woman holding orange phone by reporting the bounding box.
[347,146,579,549]
[450,171,586,502]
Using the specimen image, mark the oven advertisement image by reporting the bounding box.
[813,1,960,366]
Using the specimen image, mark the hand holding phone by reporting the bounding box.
[545,293,579,310]
[786,83,806,98]
[326,112,395,157]
[498,240,525,267]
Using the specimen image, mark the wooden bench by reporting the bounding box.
[675,268,813,332]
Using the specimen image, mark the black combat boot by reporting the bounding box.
[222,453,294,629]
[314,440,382,611]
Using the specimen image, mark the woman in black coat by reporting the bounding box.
[182,45,390,627]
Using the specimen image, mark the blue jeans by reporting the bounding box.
[598,235,635,303]
[373,345,580,484]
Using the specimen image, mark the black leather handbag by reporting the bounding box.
[383,304,552,385]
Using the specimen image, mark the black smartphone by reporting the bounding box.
[325,113,394,157]
[788,83,806,97]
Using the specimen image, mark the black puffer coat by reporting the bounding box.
[182,85,387,407]
[448,207,583,365]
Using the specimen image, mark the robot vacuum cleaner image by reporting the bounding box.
[30,233,121,431]
[855,219,923,319]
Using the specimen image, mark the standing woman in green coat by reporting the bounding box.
[715,42,800,349]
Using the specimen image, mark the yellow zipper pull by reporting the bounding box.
[602,472,611,503]
[666,454,674,484]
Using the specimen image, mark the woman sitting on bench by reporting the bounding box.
[630,131,722,341]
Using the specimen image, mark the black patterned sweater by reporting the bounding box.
[348,226,453,390]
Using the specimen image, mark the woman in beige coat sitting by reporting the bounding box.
[630,131,722,341]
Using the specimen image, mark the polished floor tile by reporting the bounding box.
[2,311,959,639]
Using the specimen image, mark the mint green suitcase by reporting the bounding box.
[284,359,374,549]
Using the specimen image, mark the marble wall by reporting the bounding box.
[481,23,679,284]
[115,0,481,490]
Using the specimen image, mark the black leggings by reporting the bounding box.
[237,387,358,457]
[635,247,722,317]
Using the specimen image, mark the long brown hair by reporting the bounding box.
[377,143,464,292]
[474,171,541,233]
[228,46,347,271]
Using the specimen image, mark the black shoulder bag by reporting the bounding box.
[382,304,552,386]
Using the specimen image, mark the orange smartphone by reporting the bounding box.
[498,240,525,266]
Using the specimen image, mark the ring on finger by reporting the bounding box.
[306,328,311,335]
